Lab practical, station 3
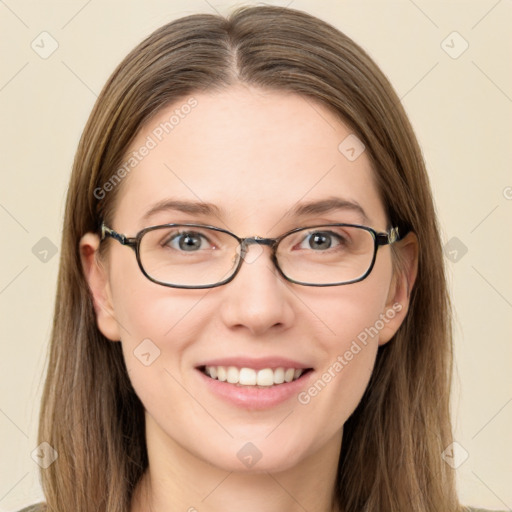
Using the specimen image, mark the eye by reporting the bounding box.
[298,230,347,251]
[164,231,212,252]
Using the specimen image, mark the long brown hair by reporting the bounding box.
[38,5,460,511]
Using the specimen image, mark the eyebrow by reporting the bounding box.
[142,199,223,221]
[141,197,369,224]
[287,197,369,224]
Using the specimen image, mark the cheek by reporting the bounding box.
[303,254,393,353]
[108,261,209,402]
[298,261,393,426]
[113,285,210,440]
[109,248,208,346]
[113,287,209,380]
[292,319,378,454]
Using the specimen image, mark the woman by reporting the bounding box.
[20,5,500,512]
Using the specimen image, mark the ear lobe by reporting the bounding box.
[378,231,419,346]
[79,233,121,341]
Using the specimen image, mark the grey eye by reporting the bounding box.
[298,231,344,251]
[166,232,210,251]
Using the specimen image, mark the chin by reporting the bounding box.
[194,436,315,475]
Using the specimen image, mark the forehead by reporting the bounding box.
[112,85,387,234]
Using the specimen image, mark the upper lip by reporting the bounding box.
[196,357,313,370]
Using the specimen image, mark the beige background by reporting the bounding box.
[1,0,511,510]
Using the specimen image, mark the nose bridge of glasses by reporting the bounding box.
[241,235,275,249]
[242,236,275,247]
[238,236,276,260]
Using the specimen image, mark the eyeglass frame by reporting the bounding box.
[99,221,405,289]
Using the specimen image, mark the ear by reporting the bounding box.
[79,233,121,341]
[378,231,419,346]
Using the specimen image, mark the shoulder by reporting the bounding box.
[16,504,46,512]
[465,508,507,512]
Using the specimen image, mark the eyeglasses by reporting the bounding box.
[100,222,404,289]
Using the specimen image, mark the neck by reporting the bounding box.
[131,414,342,512]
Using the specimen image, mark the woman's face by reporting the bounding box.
[83,85,412,474]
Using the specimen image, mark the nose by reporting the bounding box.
[218,243,295,336]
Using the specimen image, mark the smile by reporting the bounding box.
[201,366,309,387]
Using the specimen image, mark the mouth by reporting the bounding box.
[195,357,315,409]
[198,365,313,388]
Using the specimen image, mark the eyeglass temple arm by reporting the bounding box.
[100,223,137,248]
[376,226,407,246]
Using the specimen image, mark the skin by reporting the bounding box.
[80,84,418,512]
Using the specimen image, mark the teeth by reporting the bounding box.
[284,368,295,383]
[227,366,239,384]
[239,368,257,386]
[256,368,274,386]
[204,366,305,387]
[273,367,285,384]
[217,366,227,382]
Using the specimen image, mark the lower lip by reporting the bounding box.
[196,369,313,410]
